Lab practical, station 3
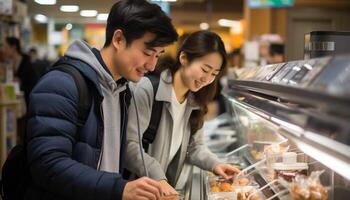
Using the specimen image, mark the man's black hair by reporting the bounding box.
[6,37,21,54]
[104,0,178,48]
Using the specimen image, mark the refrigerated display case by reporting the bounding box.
[187,54,350,200]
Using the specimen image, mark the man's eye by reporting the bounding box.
[143,52,152,56]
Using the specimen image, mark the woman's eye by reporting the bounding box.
[202,68,209,73]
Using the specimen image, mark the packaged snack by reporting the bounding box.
[250,149,264,160]
[272,152,308,182]
[207,176,235,200]
[290,171,328,200]
[208,176,234,192]
[235,186,261,200]
[264,143,289,156]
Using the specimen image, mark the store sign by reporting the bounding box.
[0,0,12,15]
[249,0,295,8]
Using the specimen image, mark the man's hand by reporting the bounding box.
[122,177,162,200]
[213,163,240,180]
[159,180,178,196]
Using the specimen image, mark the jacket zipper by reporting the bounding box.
[97,102,104,170]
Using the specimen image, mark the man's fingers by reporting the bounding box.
[135,189,157,200]
[139,178,161,199]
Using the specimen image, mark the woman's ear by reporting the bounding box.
[112,29,126,51]
[179,51,187,66]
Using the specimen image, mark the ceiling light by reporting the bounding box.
[80,10,98,17]
[199,22,209,30]
[34,0,56,5]
[97,13,109,21]
[60,5,79,12]
[65,23,73,31]
[34,14,48,23]
[218,19,240,27]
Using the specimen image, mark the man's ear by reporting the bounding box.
[179,51,188,65]
[112,29,126,50]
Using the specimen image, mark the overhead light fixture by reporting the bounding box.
[80,10,98,17]
[218,19,240,27]
[97,13,109,21]
[199,22,209,30]
[60,5,79,12]
[34,0,56,5]
[34,14,48,23]
[65,23,73,31]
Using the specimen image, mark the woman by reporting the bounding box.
[125,31,240,195]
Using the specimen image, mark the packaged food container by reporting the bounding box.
[290,171,328,200]
[208,176,234,192]
[272,152,308,182]
[207,176,236,200]
[235,186,262,200]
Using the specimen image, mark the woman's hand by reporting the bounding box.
[213,163,240,179]
[159,180,178,196]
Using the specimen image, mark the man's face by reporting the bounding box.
[114,32,165,82]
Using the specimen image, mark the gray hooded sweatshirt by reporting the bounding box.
[65,40,125,173]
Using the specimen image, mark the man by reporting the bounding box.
[25,0,178,199]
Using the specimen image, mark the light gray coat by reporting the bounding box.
[125,70,221,186]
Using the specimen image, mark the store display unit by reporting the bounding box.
[188,54,350,200]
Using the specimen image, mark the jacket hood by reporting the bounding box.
[64,40,118,91]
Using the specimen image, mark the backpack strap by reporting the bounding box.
[52,65,92,138]
[142,74,163,152]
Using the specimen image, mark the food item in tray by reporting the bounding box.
[251,143,288,161]
[209,177,234,193]
[238,177,250,186]
[236,186,261,200]
[211,186,221,193]
[209,178,218,187]
[290,171,328,200]
[208,172,215,177]
[250,149,264,160]
[275,168,308,182]
[232,176,251,187]
[264,143,288,155]
[220,182,233,192]
[272,152,308,182]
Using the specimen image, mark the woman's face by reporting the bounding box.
[180,52,222,92]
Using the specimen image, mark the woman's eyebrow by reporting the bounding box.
[204,64,220,71]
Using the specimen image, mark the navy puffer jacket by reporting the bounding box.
[25,57,130,200]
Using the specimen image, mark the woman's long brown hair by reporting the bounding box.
[156,31,227,134]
